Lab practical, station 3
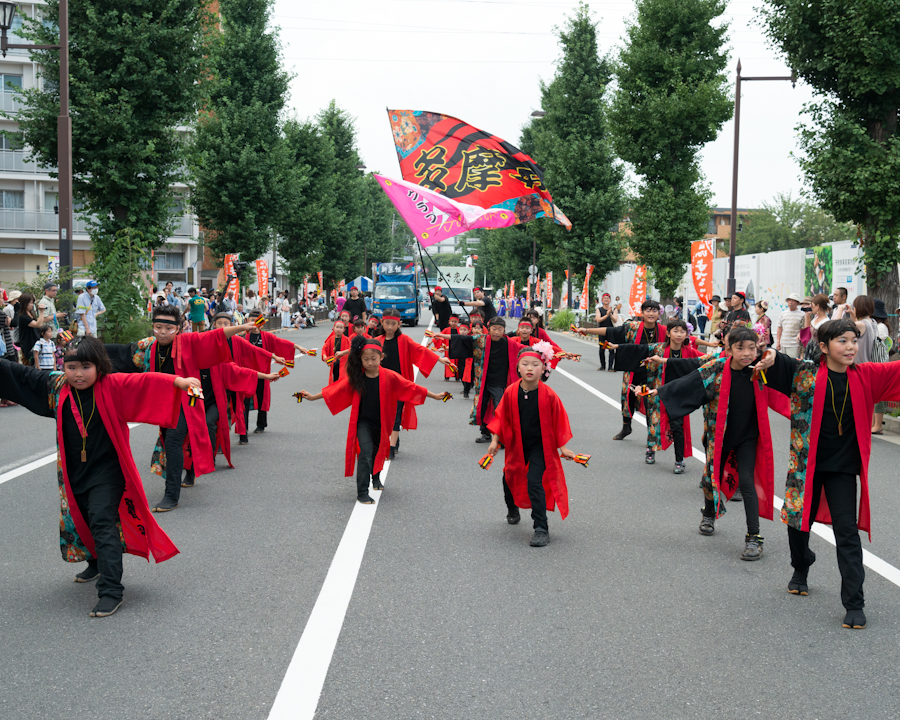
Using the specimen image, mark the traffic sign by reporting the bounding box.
[528,264,539,275]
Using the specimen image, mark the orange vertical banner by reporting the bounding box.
[545,271,552,309]
[560,269,569,308]
[579,263,594,311]
[224,254,240,301]
[690,240,714,305]
[628,265,647,316]
[255,259,269,296]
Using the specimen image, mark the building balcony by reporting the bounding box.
[0,150,48,173]
[0,209,195,236]
[0,91,25,113]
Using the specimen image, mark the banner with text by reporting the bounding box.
[224,254,240,301]
[579,264,594,311]
[690,240,714,305]
[561,269,569,309]
[255,259,269,297]
[546,271,552,309]
[629,265,647,316]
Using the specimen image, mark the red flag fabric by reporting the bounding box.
[691,240,714,305]
[388,110,571,230]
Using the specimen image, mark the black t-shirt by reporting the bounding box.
[432,295,452,330]
[723,364,759,448]
[815,369,861,475]
[485,336,509,387]
[155,340,175,375]
[479,296,497,322]
[249,332,263,347]
[343,297,367,321]
[62,388,126,495]
[16,313,41,357]
[358,374,381,426]
[332,334,344,382]
[381,335,401,374]
[597,306,615,328]
[518,384,542,452]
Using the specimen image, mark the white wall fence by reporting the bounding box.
[591,240,866,333]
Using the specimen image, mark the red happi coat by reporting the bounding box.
[711,361,776,519]
[58,373,182,562]
[322,332,350,385]
[658,343,706,455]
[212,362,260,466]
[322,369,428,477]
[384,333,441,430]
[433,327,459,378]
[229,335,273,436]
[146,329,234,479]
[475,335,523,426]
[487,380,573,519]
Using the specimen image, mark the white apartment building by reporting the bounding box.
[0,1,201,292]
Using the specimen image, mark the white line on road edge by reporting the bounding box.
[268,318,436,720]
[0,422,140,486]
[554,366,900,589]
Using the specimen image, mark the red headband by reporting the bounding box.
[519,350,543,361]
[362,339,384,352]
[518,321,533,327]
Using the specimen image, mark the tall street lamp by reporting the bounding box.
[727,59,796,296]
[0,1,73,292]
[356,163,367,277]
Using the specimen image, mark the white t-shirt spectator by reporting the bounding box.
[778,308,805,348]
[75,291,106,336]
[34,337,56,369]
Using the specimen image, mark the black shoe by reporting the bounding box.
[253,427,265,434]
[673,461,685,474]
[740,534,764,561]
[389,445,397,460]
[357,494,375,505]
[530,530,550,547]
[731,486,743,502]
[372,473,383,491]
[788,570,809,596]
[842,609,867,629]
[645,449,656,465]
[613,424,632,441]
[181,474,195,488]
[463,391,470,398]
[395,438,400,452]
[152,498,178,513]
[475,434,492,443]
[238,435,249,445]
[507,509,521,525]
[597,367,604,371]
[699,515,716,536]
[74,565,99,583]
[90,596,123,618]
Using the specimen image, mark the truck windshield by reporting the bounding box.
[446,288,473,305]
[375,284,415,300]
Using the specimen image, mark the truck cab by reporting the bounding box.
[373,263,420,326]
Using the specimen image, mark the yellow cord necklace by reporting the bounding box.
[827,375,849,436]
[74,388,96,462]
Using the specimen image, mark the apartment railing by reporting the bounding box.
[0,209,195,236]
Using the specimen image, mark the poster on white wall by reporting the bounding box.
[831,242,863,299]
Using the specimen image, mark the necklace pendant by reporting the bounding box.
[81,450,86,462]
[838,424,842,437]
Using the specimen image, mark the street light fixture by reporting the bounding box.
[531,110,546,118]
[726,59,796,296]
[0,0,74,294]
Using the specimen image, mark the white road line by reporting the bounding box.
[268,318,435,720]
[0,422,140,486]
[555,366,900,589]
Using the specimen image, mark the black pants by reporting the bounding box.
[704,437,760,535]
[787,471,864,610]
[356,420,380,497]
[670,416,685,462]
[243,379,267,432]
[393,401,404,433]
[162,405,218,499]
[503,444,548,531]
[479,384,506,436]
[599,345,615,369]
[74,482,125,599]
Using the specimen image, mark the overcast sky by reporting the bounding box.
[272,0,813,210]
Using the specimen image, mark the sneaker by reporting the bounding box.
[74,565,99,583]
[507,509,521,525]
[645,449,655,465]
[181,476,195,488]
[842,609,867,629]
[238,435,249,445]
[788,570,809,596]
[90,596,123,618]
[731,486,743,502]
[740,534,764,561]
[357,494,375,505]
[152,498,178,513]
[673,461,685,474]
[372,474,383,491]
[613,424,632,441]
[475,434,492,444]
[530,530,550,547]
[253,427,265,434]
[699,515,716,536]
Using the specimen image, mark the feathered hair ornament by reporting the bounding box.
[522,340,556,381]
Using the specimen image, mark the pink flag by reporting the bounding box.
[375,174,519,248]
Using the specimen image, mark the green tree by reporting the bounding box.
[191,0,290,269]
[276,119,343,287]
[357,174,399,272]
[737,192,855,254]
[760,0,900,326]
[13,0,208,319]
[525,3,628,306]
[317,101,365,285]
[610,0,731,298]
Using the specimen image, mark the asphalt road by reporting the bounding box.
[2,314,900,720]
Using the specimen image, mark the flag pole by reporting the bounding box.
[416,239,471,323]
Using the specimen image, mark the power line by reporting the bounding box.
[284,56,555,63]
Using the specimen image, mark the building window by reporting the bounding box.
[0,133,24,151]
[707,217,716,235]
[0,74,22,92]
[0,190,24,209]
[154,252,184,270]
